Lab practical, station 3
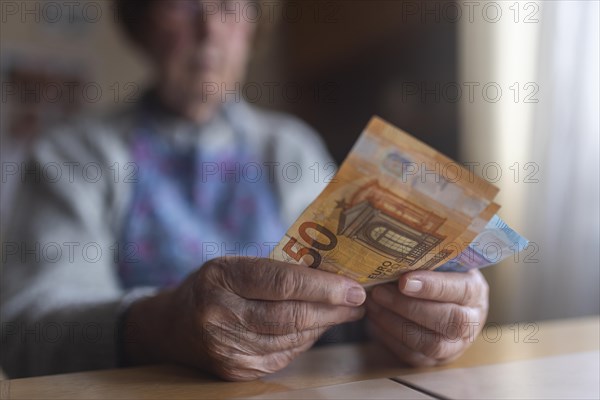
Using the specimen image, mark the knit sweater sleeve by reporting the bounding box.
[0,117,157,378]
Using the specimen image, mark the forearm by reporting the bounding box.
[121,289,175,366]
[2,301,121,378]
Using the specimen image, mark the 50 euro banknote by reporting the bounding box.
[271,117,529,286]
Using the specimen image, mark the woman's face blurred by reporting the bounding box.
[144,0,256,122]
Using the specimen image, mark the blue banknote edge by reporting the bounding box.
[436,215,529,272]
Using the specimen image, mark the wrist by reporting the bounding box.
[122,290,175,366]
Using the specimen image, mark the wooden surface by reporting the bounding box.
[396,351,599,399]
[243,378,436,399]
[1,316,598,399]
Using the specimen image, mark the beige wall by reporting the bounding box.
[0,0,150,115]
[459,1,599,323]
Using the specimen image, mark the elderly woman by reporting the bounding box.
[1,0,489,379]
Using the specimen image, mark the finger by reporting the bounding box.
[371,284,482,338]
[210,257,366,306]
[214,337,316,381]
[367,298,469,361]
[398,269,489,306]
[213,332,316,381]
[204,321,323,355]
[258,338,316,376]
[367,320,437,367]
[243,300,365,334]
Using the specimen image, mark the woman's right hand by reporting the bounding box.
[123,257,366,381]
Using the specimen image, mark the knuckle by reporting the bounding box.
[291,302,311,329]
[202,328,224,359]
[273,268,301,299]
[396,325,417,349]
[208,348,266,381]
[263,351,295,374]
[405,299,422,320]
[216,364,264,382]
[463,271,489,305]
[417,337,436,358]
[197,258,230,293]
[201,258,227,279]
[217,352,293,381]
[479,274,490,295]
[432,279,448,299]
[241,301,262,326]
[421,340,448,360]
[193,260,233,307]
[198,306,218,328]
[405,353,437,367]
[446,306,470,334]
[477,273,490,303]
[216,367,246,381]
[460,279,476,304]
[431,281,449,297]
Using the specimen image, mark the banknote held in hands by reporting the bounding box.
[271,117,529,286]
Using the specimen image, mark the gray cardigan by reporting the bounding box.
[1,100,338,378]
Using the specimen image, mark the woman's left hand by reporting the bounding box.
[366,269,489,367]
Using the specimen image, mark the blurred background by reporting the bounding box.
[1,0,598,325]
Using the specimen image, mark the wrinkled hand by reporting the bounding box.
[125,257,366,381]
[366,269,489,367]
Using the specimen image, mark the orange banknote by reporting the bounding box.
[271,117,526,286]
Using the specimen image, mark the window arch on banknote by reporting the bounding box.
[337,180,447,266]
[271,117,528,286]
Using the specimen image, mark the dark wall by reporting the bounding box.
[275,0,458,163]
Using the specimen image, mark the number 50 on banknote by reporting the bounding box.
[271,117,529,287]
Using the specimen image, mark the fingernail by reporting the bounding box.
[403,279,423,293]
[346,287,366,305]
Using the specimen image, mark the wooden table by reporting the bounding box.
[2,316,598,399]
